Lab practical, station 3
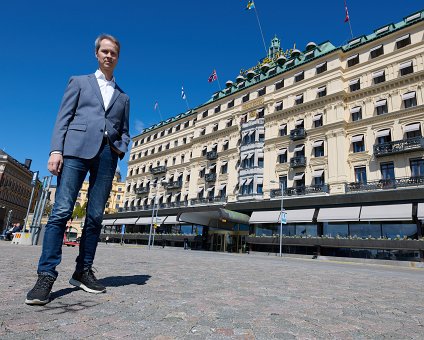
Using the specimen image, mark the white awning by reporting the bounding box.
[316,61,326,68]
[404,123,420,133]
[239,178,246,186]
[402,92,416,100]
[275,101,283,107]
[376,129,390,138]
[294,71,304,77]
[293,173,305,181]
[396,34,410,42]
[223,140,229,145]
[294,145,305,152]
[257,152,264,158]
[248,130,255,136]
[373,70,385,78]
[221,160,228,165]
[277,149,287,155]
[360,204,412,221]
[286,209,315,223]
[197,187,204,193]
[295,94,303,100]
[114,218,139,225]
[242,131,248,137]
[207,187,215,192]
[399,61,412,70]
[312,169,324,177]
[350,106,361,114]
[208,164,216,170]
[312,140,324,147]
[313,114,323,121]
[317,86,326,93]
[279,123,287,129]
[256,178,263,185]
[165,194,172,199]
[199,166,205,171]
[217,184,226,190]
[347,54,359,61]
[351,135,364,143]
[247,152,254,159]
[245,178,253,185]
[418,203,424,220]
[202,146,207,150]
[375,99,387,107]
[136,217,165,225]
[162,216,182,225]
[349,78,359,85]
[317,206,361,222]
[250,209,315,224]
[249,211,280,224]
[295,119,303,126]
[370,44,383,52]
[241,154,247,160]
[102,219,116,226]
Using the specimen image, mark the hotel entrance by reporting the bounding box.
[209,230,249,252]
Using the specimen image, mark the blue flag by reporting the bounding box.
[181,86,186,100]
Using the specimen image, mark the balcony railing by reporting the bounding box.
[290,156,307,168]
[135,186,150,195]
[373,137,424,157]
[151,165,167,174]
[164,181,182,189]
[270,184,329,198]
[290,128,306,141]
[205,173,217,182]
[206,151,218,160]
[345,176,424,192]
[190,197,226,205]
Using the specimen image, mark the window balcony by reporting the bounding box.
[290,128,306,141]
[241,118,265,130]
[373,137,424,157]
[290,156,307,168]
[205,173,217,182]
[151,165,167,174]
[270,184,329,198]
[206,151,218,160]
[135,186,150,195]
[164,181,182,189]
[190,196,225,205]
[345,176,424,193]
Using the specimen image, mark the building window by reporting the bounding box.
[349,79,360,92]
[352,135,365,152]
[313,170,325,186]
[158,146,162,152]
[226,119,233,128]
[373,70,386,85]
[396,34,411,49]
[214,105,221,113]
[275,102,283,111]
[295,94,303,105]
[405,123,421,139]
[351,107,362,121]
[227,99,234,108]
[174,140,178,147]
[165,143,170,150]
[202,110,208,118]
[400,61,413,76]
[380,162,395,180]
[242,93,250,103]
[278,150,287,163]
[279,124,287,136]
[375,99,388,115]
[258,133,265,142]
[294,71,304,82]
[347,54,359,67]
[403,92,417,108]
[175,125,180,132]
[275,79,284,90]
[376,129,391,144]
[258,157,264,168]
[184,121,189,128]
[183,137,187,144]
[257,183,263,194]
[313,114,323,128]
[200,128,206,136]
[317,86,326,98]
[316,62,327,74]
[221,163,228,174]
[313,141,324,157]
[212,124,218,132]
[181,155,185,163]
[410,159,424,178]
[199,168,205,177]
[354,166,367,184]
[201,147,207,156]
[370,45,384,59]
[222,141,229,151]
[258,87,266,97]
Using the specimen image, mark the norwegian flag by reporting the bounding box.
[208,69,218,83]
[344,0,350,23]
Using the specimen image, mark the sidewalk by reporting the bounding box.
[1,242,423,339]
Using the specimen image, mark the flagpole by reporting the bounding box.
[184,98,190,111]
[253,3,268,55]
[155,101,163,121]
[216,73,222,91]
[345,0,354,39]
[348,18,354,39]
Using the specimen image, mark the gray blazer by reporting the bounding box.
[50,74,130,160]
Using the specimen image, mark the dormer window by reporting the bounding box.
[396,34,411,49]
[347,54,359,67]
[257,87,266,97]
[370,45,384,59]
[295,94,303,105]
[316,62,327,74]
[294,71,304,82]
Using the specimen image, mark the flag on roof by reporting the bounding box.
[208,69,218,83]
[154,101,158,111]
[246,1,255,10]
[181,86,186,100]
[344,0,350,23]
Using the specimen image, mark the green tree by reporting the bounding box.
[72,202,87,220]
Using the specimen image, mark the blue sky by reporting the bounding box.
[0,1,421,182]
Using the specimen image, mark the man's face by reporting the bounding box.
[96,39,119,74]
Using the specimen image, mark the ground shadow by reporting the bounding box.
[99,274,151,287]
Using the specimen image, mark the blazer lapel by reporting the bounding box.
[88,74,106,110]
[107,85,122,111]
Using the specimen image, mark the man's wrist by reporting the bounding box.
[50,151,62,156]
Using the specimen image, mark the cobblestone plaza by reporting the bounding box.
[1,242,423,339]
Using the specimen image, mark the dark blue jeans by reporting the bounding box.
[38,143,118,277]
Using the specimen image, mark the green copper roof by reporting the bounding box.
[138,9,423,137]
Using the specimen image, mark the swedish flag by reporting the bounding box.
[246,1,255,10]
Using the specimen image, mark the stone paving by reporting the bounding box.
[0,241,424,339]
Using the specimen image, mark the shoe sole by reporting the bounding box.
[69,278,106,294]
[25,298,49,305]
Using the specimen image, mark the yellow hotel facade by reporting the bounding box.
[105,10,424,261]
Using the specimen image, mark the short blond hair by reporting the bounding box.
[95,34,120,56]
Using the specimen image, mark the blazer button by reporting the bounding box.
[100,129,104,132]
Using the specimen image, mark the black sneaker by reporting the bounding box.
[25,273,56,305]
[69,269,106,294]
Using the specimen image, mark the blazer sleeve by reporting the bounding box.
[50,77,80,154]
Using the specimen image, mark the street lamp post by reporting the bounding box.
[271,180,285,257]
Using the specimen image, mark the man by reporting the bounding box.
[26,34,130,305]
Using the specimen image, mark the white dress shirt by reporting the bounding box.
[95,69,116,110]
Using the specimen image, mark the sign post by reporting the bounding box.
[279,182,286,257]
